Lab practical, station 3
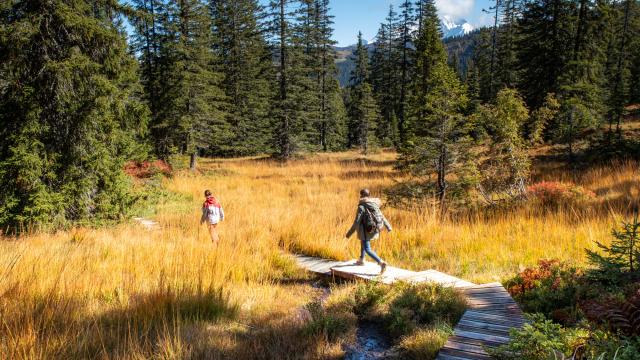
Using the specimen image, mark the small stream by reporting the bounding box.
[344,321,393,360]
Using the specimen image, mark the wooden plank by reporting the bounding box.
[442,338,490,355]
[456,324,512,337]
[447,335,506,349]
[462,313,525,328]
[458,319,514,333]
[453,329,511,344]
[439,347,494,360]
[436,353,478,360]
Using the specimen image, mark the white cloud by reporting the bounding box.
[435,0,475,20]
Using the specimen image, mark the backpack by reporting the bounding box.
[361,204,383,235]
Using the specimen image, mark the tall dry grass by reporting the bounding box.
[1,150,638,359]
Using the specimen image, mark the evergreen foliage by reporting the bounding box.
[210,0,274,156]
[0,0,148,230]
[346,32,378,154]
[587,214,640,285]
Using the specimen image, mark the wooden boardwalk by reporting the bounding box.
[294,255,475,287]
[294,255,525,359]
[436,283,525,360]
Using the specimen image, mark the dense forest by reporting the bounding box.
[1,0,639,229]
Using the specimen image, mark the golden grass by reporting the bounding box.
[1,150,638,359]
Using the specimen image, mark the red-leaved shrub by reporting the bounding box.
[124,160,172,179]
[527,181,595,205]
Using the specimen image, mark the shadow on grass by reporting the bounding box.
[0,283,239,359]
[338,158,396,168]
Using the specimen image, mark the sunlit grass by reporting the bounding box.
[1,150,637,358]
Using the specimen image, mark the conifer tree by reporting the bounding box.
[0,0,148,229]
[516,0,573,109]
[305,0,346,151]
[210,0,274,155]
[163,0,229,169]
[496,0,522,90]
[397,0,415,146]
[347,32,378,154]
[556,0,604,161]
[404,6,476,215]
[404,0,445,151]
[370,21,398,146]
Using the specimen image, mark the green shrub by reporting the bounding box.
[353,282,387,316]
[385,282,466,339]
[397,323,453,360]
[303,300,355,342]
[489,314,589,360]
[584,330,640,360]
[505,259,583,323]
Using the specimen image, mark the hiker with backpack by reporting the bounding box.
[345,189,392,274]
[200,189,224,245]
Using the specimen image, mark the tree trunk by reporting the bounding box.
[190,152,197,171]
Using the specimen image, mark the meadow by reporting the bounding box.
[1,151,638,359]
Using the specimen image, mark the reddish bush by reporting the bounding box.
[506,259,583,323]
[527,181,595,205]
[581,290,640,337]
[124,160,172,179]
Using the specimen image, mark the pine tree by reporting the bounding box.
[130,0,164,151]
[405,6,476,215]
[370,21,398,146]
[397,0,415,147]
[163,0,229,169]
[473,28,495,102]
[496,0,522,90]
[347,32,378,154]
[268,0,315,158]
[404,0,445,151]
[516,0,573,109]
[556,0,605,161]
[587,214,640,284]
[305,0,346,151]
[0,0,148,229]
[210,0,274,156]
[605,0,634,140]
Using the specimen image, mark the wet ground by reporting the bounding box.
[344,321,394,360]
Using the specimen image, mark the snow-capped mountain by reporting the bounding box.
[440,15,474,38]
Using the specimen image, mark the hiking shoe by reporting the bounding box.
[380,262,387,275]
[355,259,365,266]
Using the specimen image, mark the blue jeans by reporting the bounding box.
[360,239,383,264]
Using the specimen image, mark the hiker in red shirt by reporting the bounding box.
[200,189,225,244]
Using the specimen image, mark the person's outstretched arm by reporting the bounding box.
[383,215,392,232]
[345,206,363,238]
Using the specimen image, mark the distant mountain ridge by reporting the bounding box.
[334,17,476,87]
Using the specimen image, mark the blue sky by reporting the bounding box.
[260,0,495,47]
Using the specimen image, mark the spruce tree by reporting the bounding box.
[516,0,573,109]
[404,0,444,151]
[0,0,148,229]
[496,0,522,90]
[404,6,476,214]
[397,0,415,147]
[556,0,604,161]
[268,0,314,158]
[164,0,229,169]
[370,21,398,146]
[210,0,274,156]
[347,32,378,154]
